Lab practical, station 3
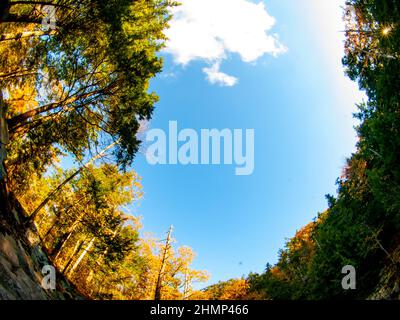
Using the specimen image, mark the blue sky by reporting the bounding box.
[131,0,365,288]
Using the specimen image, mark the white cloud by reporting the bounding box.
[164,0,286,86]
[203,62,238,87]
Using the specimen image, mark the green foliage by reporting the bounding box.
[248,0,400,300]
[1,1,210,301]
[2,0,177,191]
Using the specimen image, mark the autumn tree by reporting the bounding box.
[130,232,209,300]
[0,0,177,195]
[203,279,251,300]
[248,0,400,300]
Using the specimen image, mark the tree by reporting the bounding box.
[1,1,213,302]
[203,278,254,300]
[1,0,177,194]
[130,232,209,300]
[20,163,144,298]
[249,0,400,300]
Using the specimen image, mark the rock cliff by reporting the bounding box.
[0,181,82,300]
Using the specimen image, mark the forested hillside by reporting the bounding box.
[0,0,208,300]
[211,0,400,300]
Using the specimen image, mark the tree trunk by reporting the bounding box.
[154,225,173,300]
[0,91,9,180]
[8,88,108,133]
[52,210,86,261]
[67,237,95,276]
[183,269,190,300]
[61,238,86,275]
[52,230,75,260]
[0,30,56,42]
[0,13,42,25]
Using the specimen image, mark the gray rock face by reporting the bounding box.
[0,232,79,300]
[0,183,81,300]
[0,233,49,299]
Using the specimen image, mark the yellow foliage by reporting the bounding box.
[219,279,249,300]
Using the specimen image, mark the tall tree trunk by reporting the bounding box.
[154,225,173,300]
[8,87,109,135]
[51,209,87,261]
[0,30,56,42]
[61,237,86,275]
[67,237,95,276]
[52,229,75,261]
[183,268,190,300]
[0,91,9,181]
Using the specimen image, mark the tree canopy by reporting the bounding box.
[244,0,400,300]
